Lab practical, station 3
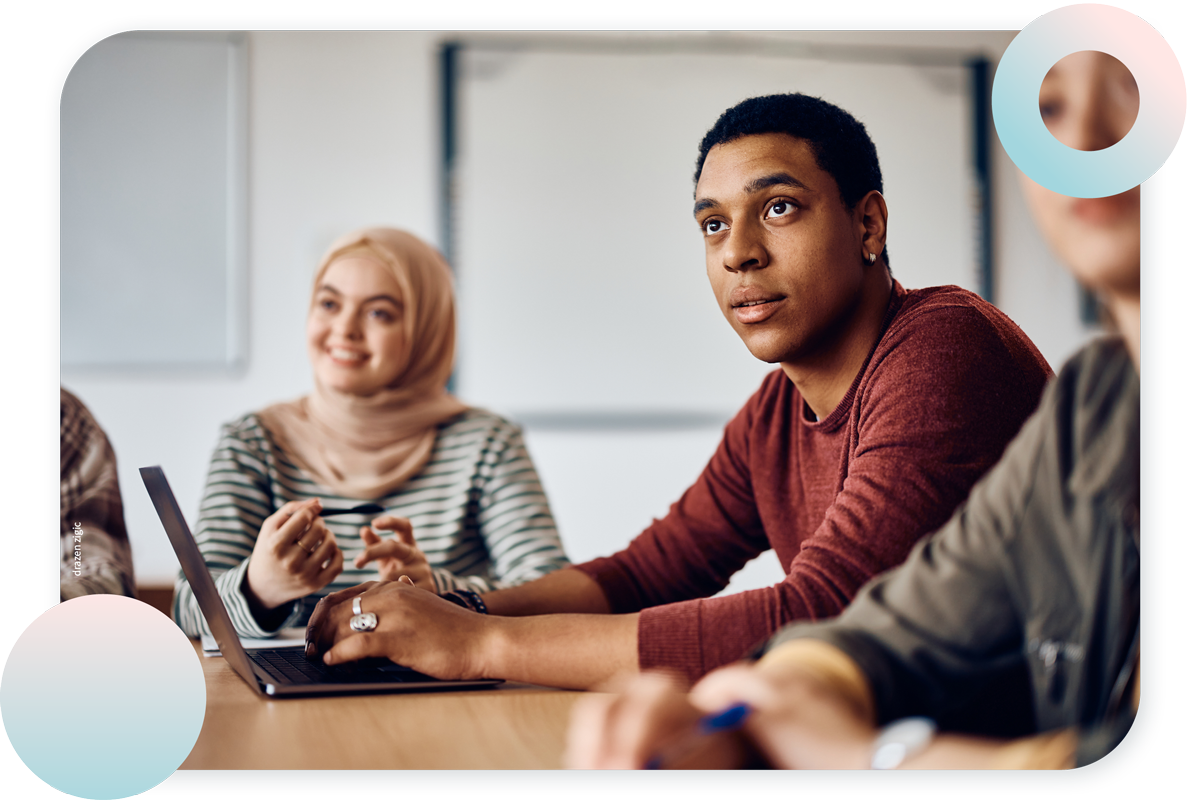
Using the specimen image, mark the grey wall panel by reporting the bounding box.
[61,32,246,369]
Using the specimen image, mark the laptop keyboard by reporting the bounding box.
[250,648,435,685]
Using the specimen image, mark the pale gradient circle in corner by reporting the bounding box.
[993,3,1186,198]
[2,595,205,799]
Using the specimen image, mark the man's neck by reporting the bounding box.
[781,270,894,420]
[1107,290,1140,374]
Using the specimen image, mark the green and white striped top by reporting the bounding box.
[173,408,569,638]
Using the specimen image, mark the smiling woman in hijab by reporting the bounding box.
[174,227,570,638]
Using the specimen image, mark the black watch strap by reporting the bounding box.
[439,589,488,614]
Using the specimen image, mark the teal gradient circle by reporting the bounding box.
[993,3,1186,198]
[2,596,205,799]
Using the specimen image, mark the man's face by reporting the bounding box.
[694,133,869,368]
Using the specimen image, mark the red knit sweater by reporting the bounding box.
[573,283,1053,683]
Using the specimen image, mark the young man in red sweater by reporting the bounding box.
[304,93,1052,690]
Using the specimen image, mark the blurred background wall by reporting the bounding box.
[60,30,1097,592]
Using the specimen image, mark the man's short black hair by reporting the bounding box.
[695,93,889,266]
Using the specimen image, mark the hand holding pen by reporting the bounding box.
[564,671,759,769]
[643,701,756,769]
[565,660,877,770]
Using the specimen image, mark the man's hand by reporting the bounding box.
[304,578,494,679]
[354,515,436,591]
[245,499,343,612]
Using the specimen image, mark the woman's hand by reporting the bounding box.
[303,578,494,679]
[353,515,436,591]
[245,499,344,612]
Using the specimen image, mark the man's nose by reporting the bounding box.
[722,223,768,273]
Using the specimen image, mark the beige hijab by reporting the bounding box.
[257,227,469,499]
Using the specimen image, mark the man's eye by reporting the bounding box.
[703,219,728,235]
[766,201,795,219]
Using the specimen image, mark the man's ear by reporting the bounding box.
[857,190,888,263]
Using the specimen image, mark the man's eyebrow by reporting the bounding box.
[693,172,812,218]
[744,172,810,194]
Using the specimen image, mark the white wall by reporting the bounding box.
[62,31,444,583]
[61,30,1094,587]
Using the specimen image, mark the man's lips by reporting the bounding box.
[730,287,785,325]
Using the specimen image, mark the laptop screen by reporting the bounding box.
[140,465,265,693]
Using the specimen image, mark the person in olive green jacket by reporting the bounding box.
[564,49,1142,771]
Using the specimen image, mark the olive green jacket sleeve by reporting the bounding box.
[763,338,1140,760]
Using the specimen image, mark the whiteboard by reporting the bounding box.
[60,32,247,369]
[453,42,979,418]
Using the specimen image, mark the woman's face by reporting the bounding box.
[1019,50,1141,298]
[307,256,408,395]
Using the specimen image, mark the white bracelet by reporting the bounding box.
[870,717,937,769]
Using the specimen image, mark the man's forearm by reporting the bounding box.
[483,566,612,616]
[481,611,639,691]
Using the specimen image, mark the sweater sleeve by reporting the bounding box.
[432,419,570,594]
[582,302,1050,683]
[172,418,304,638]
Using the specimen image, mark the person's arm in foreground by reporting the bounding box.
[305,575,637,689]
[564,640,1077,769]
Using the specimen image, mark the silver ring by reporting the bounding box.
[350,612,378,633]
[352,595,363,615]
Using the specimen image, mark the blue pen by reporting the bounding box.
[643,702,751,770]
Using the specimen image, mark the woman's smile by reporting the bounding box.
[327,346,370,365]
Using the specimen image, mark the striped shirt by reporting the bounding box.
[173,408,569,638]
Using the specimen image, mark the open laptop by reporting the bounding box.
[141,465,503,697]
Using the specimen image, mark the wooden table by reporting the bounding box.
[182,641,586,769]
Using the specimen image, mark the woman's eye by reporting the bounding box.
[766,201,795,219]
[702,219,729,236]
[1039,101,1063,121]
[368,308,395,322]
[318,298,338,312]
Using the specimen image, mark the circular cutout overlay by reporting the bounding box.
[2,596,205,799]
[993,3,1185,198]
